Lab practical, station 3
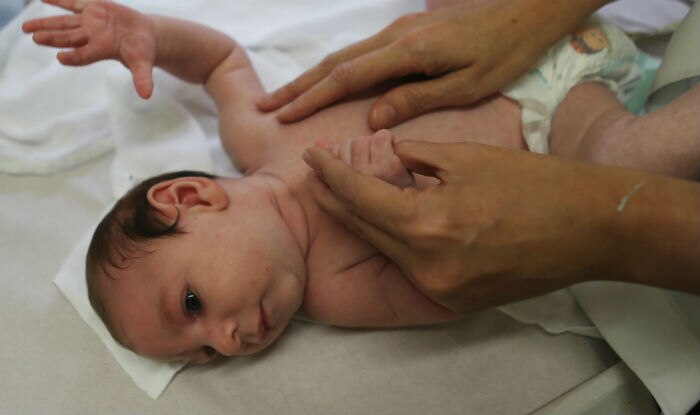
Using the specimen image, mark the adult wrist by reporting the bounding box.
[600,168,700,293]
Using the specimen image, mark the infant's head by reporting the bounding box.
[86,171,306,364]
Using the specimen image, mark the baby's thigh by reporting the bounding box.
[550,82,630,157]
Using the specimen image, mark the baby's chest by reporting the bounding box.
[307,216,380,277]
[301,219,394,317]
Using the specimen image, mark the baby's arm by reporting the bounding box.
[23,0,269,171]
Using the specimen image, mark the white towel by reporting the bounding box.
[0,3,116,174]
[597,0,691,34]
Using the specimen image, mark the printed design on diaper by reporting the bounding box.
[570,24,608,55]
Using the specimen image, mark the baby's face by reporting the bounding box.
[100,195,306,364]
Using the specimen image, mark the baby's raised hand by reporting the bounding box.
[22,0,156,98]
[319,130,415,188]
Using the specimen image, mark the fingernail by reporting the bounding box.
[375,105,396,127]
[306,169,321,185]
[257,94,269,105]
[302,150,312,165]
[277,104,292,121]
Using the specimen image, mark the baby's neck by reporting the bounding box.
[255,173,311,259]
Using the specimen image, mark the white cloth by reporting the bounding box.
[597,0,691,35]
[572,283,700,415]
[499,290,602,339]
[0,3,115,175]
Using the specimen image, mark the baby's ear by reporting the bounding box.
[147,177,229,220]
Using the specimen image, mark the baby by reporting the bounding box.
[24,0,640,364]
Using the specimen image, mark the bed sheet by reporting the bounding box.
[0,155,629,413]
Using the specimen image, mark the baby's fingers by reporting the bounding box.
[22,14,81,33]
[57,45,101,66]
[32,29,88,48]
[42,0,89,13]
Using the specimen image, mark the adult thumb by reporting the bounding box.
[394,140,455,182]
[368,71,481,130]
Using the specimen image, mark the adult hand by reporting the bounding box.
[303,138,700,312]
[23,0,157,98]
[259,0,608,130]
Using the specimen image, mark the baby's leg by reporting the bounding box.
[554,82,700,179]
[321,130,416,188]
[550,81,633,159]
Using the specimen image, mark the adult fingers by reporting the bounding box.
[42,0,89,13]
[22,14,81,33]
[305,171,412,265]
[273,44,412,123]
[393,141,457,181]
[303,145,416,237]
[257,34,387,112]
[273,45,412,123]
[368,67,487,129]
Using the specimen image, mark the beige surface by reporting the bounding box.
[0,154,624,413]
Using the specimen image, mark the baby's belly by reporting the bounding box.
[294,94,525,151]
[392,95,526,150]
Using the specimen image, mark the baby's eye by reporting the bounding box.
[203,346,216,357]
[184,290,202,314]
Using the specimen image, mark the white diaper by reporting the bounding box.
[502,18,641,154]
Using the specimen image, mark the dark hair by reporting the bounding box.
[85,170,216,344]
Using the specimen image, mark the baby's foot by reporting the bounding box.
[323,129,415,188]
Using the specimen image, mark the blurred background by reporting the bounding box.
[1,0,25,29]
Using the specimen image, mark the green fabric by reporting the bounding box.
[646,1,700,110]
[625,51,661,115]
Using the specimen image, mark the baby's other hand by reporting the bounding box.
[319,130,415,188]
[22,0,157,99]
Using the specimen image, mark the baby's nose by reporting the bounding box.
[210,319,241,357]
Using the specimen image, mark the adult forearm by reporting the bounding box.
[625,84,700,179]
[602,169,700,293]
[152,15,235,84]
[475,0,611,57]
